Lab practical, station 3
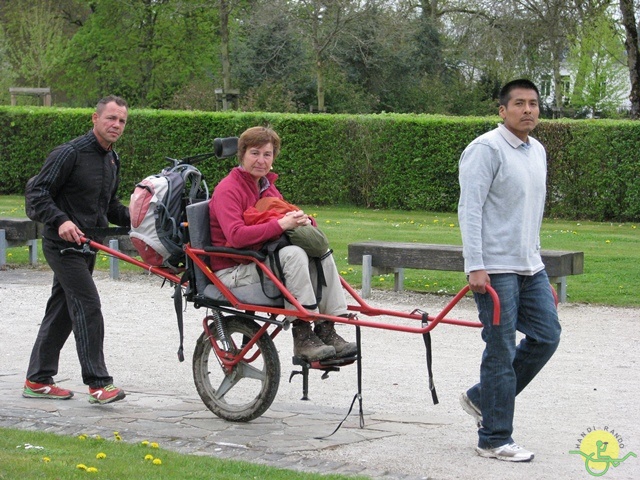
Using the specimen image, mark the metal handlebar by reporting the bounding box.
[60,242,95,256]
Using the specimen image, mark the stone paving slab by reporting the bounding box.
[0,372,430,479]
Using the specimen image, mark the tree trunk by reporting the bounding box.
[620,0,640,118]
[316,56,325,112]
[220,0,231,110]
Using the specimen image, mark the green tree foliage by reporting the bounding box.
[0,0,635,118]
[60,0,217,107]
[568,13,627,116]
[2,1,67,88]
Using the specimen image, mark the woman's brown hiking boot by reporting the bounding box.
[314,321,358,357]
[292,320,336,361]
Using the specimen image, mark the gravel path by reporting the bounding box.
[1,267,638,479]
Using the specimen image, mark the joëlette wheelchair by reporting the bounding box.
[78,138,502,425]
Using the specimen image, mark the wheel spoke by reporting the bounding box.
[236,361,266,381]
[213,372,237,399]
[193,316,281,422]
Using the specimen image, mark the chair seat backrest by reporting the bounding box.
[185,201,212,295]
[185,200,284,306]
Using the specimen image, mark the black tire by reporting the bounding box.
[193,315,280,422]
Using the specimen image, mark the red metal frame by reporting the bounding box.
[84,236,501,330]
[82,236,501,358]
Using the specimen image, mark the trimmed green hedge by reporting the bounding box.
[1,107,639,221]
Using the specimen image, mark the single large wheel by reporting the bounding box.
[193,315,281,422]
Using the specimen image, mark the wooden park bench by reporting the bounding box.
[0,218,135,279]
[0,218,41,267]
[347,241,584,303]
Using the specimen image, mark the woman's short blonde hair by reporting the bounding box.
[237,126,281,163]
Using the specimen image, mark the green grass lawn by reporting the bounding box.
[0,428,362,480]
[2,196,638,306]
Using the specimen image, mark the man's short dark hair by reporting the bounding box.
[96,95,128,113]
[499,79,540,106]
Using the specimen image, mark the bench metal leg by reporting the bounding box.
[109,239,120,280]
[394,268,405,292]
[361,256,405,296]
[361,254,372,298]
[0,229,6,268]
[549,276,567,303]
[27,239,38,265]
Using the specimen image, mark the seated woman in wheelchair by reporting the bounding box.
[208,126,356,362]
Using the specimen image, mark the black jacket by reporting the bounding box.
[27,130,130,242]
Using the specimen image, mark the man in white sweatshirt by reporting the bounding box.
[457,79,561,462]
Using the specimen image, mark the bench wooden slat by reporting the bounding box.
[0,218,41,246]
[0,218,137,277]
[347,241,584,302]
[348,241,583,277]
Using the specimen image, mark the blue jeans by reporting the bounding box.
[466,270,561,449]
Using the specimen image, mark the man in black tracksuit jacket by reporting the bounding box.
[23,95,131,405]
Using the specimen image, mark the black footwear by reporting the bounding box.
[314,321,358,357]
[292,320,336,361]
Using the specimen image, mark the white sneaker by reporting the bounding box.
[459,392,482,428]
[476,442,535,462]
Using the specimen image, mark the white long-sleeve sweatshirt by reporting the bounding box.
[458,124,546,275]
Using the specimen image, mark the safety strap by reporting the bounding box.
[257,244,331,304]
[314,326,364,439]
[173,271,189,362]
[421,311,439,404]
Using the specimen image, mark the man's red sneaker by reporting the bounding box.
[88,384,126,404]
[23,380,74,399]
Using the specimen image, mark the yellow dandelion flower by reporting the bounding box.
[312,213,317,218]
[144,454,154,461]
[152,458,162,465]
[113,432,122,441]
[336,221,341,225]
[449,224,455,227]
[325,220,331,224]
[151,442,159,448]
[42,457,51,463]
[141,440,149,446]
[379,277,385,282]
[605,239,611,244]
[96,452,106,459]
[76,464,88,470]
[86,467,98,473]
[78,434,87,440]
[94,435,102,440]
[348,268,353,272]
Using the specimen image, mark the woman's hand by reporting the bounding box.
[278,210,311,230]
